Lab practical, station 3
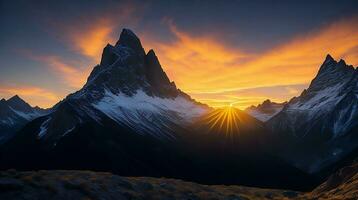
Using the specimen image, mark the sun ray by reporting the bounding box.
[202,106,248,137]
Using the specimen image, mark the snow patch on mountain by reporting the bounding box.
[62,126,75,137]
[94,90,206,121]
[38,117,51,138]
[92,90,208,139]
[288,83,345,113]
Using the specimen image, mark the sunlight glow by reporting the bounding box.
[202,107,243,137]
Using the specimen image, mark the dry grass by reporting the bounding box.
[0,168,356,200]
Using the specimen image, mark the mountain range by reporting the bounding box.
[0,29,357,192]
[0,95,47,142]
[267,54,358,173]
[245,99,286,122]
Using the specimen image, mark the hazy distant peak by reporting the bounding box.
[245,99,285,122]
[8,94,23,102]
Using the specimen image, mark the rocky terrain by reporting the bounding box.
[0,170,301,200]
[0,161,357,200]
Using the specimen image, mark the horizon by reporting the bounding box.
[1,0,358,109]
[1,50,355,110]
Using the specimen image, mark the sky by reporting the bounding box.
[0,0,358,109]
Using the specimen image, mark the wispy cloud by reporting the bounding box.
[143,17,358,109]
[66,18,116,61]
[23,52,91,89]
[56,3,140,62]
[4,3,141,108]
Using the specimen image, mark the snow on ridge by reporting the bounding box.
[288,83,345,112]
[333,103,357,137]
[92,90,208,139]
[62,126,75,137]
[94,90,207,121]
[38,117,51,138]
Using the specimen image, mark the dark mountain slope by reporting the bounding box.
[267,55,358,173]
[0,95,47,143]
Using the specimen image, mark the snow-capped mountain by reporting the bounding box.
[267,54,358,172]
[31,29,209,142]
[0,29,313,190]
[0,95,47,142]
[245,99,286,122]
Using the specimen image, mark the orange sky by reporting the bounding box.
[1,17,358,109]
[142,18,358,109]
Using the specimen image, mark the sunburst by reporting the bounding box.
[202,106,245,138]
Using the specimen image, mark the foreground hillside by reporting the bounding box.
[0,162,357,200]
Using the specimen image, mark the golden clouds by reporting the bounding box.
[62,3,139,62]
[9,15,358,110]
[0,86,58,108]
[144,18,358,109]
[69,19,115,61]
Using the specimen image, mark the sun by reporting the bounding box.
[202,106,244,137]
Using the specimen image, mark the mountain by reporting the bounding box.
[245,99,286,122]
[267,54,358,173]
[0,95,47,142]
[36,28,209,142]
[0,29,315,190]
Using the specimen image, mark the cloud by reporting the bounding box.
[0,85,59,108]
[6,3,142,108]
[66,18,116,61]
[142,17,358,109]
[23,52,91,89]
[56,3,140,62]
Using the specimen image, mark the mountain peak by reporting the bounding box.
[316,55,355,77]
[338,59,346,65]
[82,29,188,99]
[144,49,179,97]
[262,99,272,105]
[7,95,25,104]
[115,28,145,57]
[6,95,34,113]
[147,49,156,56]
[325,54,335,63]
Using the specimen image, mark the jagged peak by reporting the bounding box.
[318,54,337,73]
[147,49,156,56]
[115,28,145,56]
[338,59,346,65]
[145,48,174,92]
[262,99,272,104]
[324,54,335,63]
[317,55,355,76]
[5,95,35,113]
[7,95,25,103]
